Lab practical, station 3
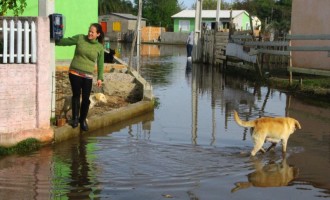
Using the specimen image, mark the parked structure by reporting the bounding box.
[0,17,53,146]
[192,0,330,83]
[290,0,330,76]
[99,13,146,42]
[141,26,165,42]
[171,10,260,33]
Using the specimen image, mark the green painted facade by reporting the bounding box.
[5,0,98,60]
[54,0,98,60]
[172,12,250,33]
[241,15,250,30]
[173,18,195,32]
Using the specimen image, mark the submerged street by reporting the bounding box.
[0,44,329,199]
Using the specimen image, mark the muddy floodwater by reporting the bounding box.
[0,44,329,199]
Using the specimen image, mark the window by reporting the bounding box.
[113,21,121,32]
[178,20,190,32]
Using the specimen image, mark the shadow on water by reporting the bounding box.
[0,44,329,199]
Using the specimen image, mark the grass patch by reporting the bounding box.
[300,78,330,89]
[153,97,160,109]
[224,63,330,106]
[0,138,41,157]
[268,77,330,107]
[268,77,330,91]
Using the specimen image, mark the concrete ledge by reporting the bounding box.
[0,128,53,147]
[54,100,154,143]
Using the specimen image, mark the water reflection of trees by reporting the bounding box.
[139,61,175,86]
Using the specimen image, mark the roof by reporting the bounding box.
[99,13,146,20]
[171,10,248,19]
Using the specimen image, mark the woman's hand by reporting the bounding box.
[96,80,102,87]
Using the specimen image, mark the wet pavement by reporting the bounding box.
[0,44,329,199]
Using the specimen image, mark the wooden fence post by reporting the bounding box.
[288,31,292,85]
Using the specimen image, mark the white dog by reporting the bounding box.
[89,93,107,108]
[57,93,107,120]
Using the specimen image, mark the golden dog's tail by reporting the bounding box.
[233,110,256,128]
[294,119,301,129]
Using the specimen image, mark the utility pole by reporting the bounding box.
[194,0,203,61]
[213,0,221,65]
[216,0,221,30]
[136,0,142,72]
[129,0,142,71]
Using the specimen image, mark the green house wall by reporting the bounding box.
[241,14,250,30]
[173,12,251,33]
[5,0,98,60]
[54,0,98,60]
[173,18,195,32]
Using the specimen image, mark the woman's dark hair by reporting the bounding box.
[90,23,104,44]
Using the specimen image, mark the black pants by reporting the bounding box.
[186,44,193,57]
[69,73,92,121]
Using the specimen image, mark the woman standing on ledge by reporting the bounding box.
[186,31,194,61]
[56,23,105,131]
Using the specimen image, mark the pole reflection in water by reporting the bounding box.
[190,60,198,144]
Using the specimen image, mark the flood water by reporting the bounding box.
[0,44,329,199]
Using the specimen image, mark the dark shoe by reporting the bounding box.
[79,99,90,131]
[71,119,79,128]
[80,120,89,131]
[71,97,80,128]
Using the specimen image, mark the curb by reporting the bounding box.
[54,100,154,143]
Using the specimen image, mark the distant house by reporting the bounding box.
[171,10,260,33]
[99,13,147,42]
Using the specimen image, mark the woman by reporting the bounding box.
[56,23,105,131]
[186,31,194,59]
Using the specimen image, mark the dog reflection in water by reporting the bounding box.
[231,157,299,192]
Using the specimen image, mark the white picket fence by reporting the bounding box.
[0,18,37,64]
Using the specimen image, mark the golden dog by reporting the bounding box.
[234,110,301,156]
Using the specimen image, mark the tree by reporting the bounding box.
[192,0,229,10]
[98,0,134,15]
[134,0,182,30]
[0,0,27,16]
[271,0,292,34]
[202,0,218,10]
[231,0,292,35]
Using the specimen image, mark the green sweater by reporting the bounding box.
[56,34,104,81]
